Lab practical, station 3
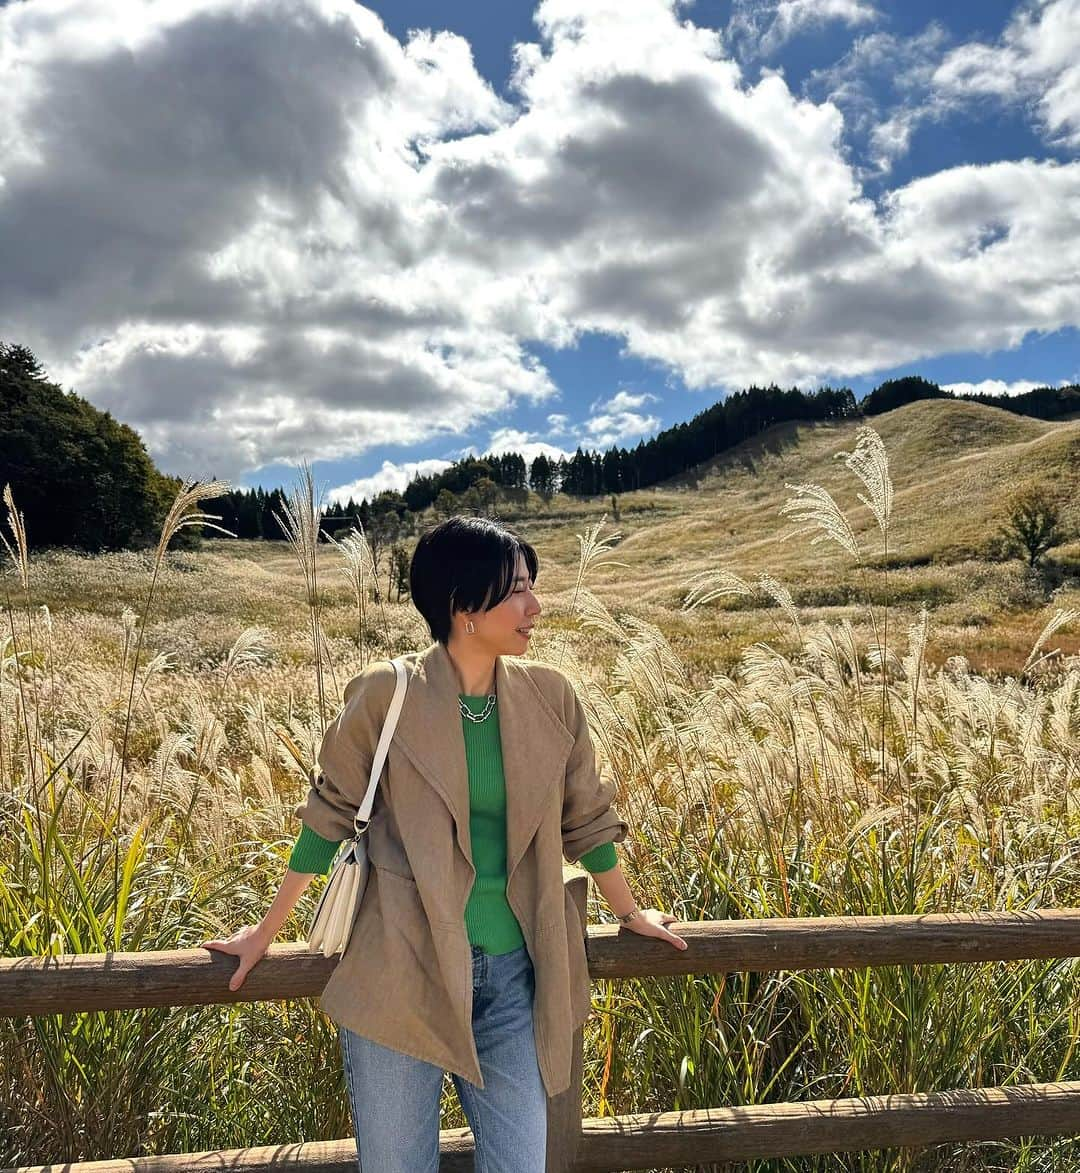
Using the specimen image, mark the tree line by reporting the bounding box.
[0,342,182,553]
[861,374,1080,421]
[3,339,1078,554]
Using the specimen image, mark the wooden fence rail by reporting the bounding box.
[9,909,1080,1016]
[9,1084,1080,1173]
[4,875,1080,1171]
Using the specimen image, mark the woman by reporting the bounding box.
[202,515,686,1173]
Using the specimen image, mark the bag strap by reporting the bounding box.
[352,657,408,834]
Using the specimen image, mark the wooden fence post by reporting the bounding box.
[545,872,588,1173]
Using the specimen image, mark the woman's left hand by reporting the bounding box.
[621,908,687,950]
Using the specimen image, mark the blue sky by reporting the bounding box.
[1,0,1077,499]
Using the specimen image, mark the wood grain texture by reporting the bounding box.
[570,1082,1080,1170]
[7,908,1080,1015]
[7,1084,1080,1173]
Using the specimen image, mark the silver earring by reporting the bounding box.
[465,619,476,634]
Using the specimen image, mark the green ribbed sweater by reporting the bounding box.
[289,691,618,955]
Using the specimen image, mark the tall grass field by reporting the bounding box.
[3,407,1080,1171]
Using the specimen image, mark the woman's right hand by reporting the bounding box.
[200,923,273,992]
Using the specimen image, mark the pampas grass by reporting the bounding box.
[112,480,232,899]
[1,483,29,590]
[327,523,392,666]
[3,430,1080,1169]
[556,514,629,669]
[273,461,332,731]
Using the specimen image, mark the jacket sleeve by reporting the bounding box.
[292,662,395,843]
[561,684,629,865]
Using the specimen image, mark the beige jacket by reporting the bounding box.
[293,639,629,1097]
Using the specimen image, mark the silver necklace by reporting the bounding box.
[459,693,497,723]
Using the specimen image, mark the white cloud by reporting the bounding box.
[806,23,952,175]
[0,0,543,478]
[485,427,576,464]
[811,3,1080,173]
[51,321,554,478]
[327,458,453,505]
[728,0,878,60]
[933,0,1080,148]
[583,389,661,446]
[942,378,1070,397]
[1,0,1079,484]
[588,389,659,412]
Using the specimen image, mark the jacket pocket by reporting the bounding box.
[363,812,416,881]
[346,869,453,1022]
[365,838,462,930]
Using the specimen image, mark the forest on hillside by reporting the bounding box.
[3,338,1079,553]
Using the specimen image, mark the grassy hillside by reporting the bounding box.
[19,400,1080,688]
[507,399,1080,679]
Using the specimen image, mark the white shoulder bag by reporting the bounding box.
[306,657,409,957]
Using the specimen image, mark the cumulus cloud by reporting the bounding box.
[483,427,576,464]
[327,458,454,505]
[1,0,1079,483]
[266,417,572,508]
[814,0,1080,176]
[51,321,555,479]
[943,378,1072,397]
[727,0,879,60]
[583,390,661,447]
[1,0,544,478]
[933,0,1080,148]
[443,1,1079,386]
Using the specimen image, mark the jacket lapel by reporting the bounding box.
[390,641,574,881]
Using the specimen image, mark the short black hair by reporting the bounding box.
[409,516,539,646]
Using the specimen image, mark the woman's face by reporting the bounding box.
[462,549,541,655]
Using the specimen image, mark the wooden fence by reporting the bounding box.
[5,871,1080,1171]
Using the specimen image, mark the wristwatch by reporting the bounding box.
[616,906,640,925]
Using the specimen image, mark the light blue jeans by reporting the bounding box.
[338,943,547,1172]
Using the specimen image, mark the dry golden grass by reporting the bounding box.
[4,405,1080,1170]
